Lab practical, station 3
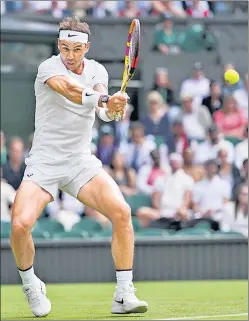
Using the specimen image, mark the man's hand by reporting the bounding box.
[107,92,128,113]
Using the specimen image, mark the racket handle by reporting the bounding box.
[113,89,126,121]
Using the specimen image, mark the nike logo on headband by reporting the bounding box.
[68,34,77,37]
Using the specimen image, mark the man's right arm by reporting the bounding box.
[46,76,85,105]
[45,75,126,112]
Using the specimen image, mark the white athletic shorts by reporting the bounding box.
[23,155,103,200]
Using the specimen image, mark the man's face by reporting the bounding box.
[58,40,90,71]
[209,130,219,144]
[132,128,144,144]
[101,134,114,146]
[183,98,193,113]
[170,159,182,172]
[206,163,217,177]
[193,69,203,79]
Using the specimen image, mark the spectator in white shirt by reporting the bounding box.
[192,159,231,230]
[235,126,248,170]
[120,122,156,172]
[136,153,194,228]
[221,184,248,237]
[1,168,16,222]
[194,124,235,164]
[136,149,166,196]
[177,93,212,140]
[180,62,210,107]
[233,73,248,118]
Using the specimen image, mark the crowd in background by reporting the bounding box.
[1,0,248,18]
[1,58,248,237]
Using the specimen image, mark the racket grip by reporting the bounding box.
[113,112,122,121]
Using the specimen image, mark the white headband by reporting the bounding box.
[59,30,89,44]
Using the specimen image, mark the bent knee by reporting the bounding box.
[111,202,132,225]
[11,218,34,234]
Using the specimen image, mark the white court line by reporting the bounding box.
[160,312,248,320]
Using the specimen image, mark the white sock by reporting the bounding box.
[19,266,40,287]
[116,270,133,288]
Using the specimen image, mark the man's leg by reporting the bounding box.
[11,181,52,317]
[75,170,148,314]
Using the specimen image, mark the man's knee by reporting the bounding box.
[11,213,34,235]
[112,201,132,226]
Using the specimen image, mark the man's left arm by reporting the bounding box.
[94,83,114,121]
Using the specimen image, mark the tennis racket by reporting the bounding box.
[113,18,140,121]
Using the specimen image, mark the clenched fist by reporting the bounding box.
[107,92,129,112]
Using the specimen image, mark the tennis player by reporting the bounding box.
[10,16,148,317]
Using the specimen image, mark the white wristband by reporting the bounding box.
[82,88,101,109]
[97,107,112,122]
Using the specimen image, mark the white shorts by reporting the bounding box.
[23,155,103,200]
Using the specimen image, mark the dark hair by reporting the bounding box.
[59,16,91,37]
[235,183,248,218]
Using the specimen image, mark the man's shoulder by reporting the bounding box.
[85,58,107,73]
[37,55,62,72]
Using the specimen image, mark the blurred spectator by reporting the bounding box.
[233,73,248,117]
[202,81,223,116]
[217,148,240,187]
[235,126,248,170]
[222,63,243,95]
[232,1,248,15]
[96,125,116,168]
[120,122,156,172]
[86,0,112,17]
[141,91,171,138]
[221,184,248,237]
[192,159,231,230]
[28,0,71,18]
[118,0,152,16]
[110,151,136,196]
[119,0,142,17]
[167,119,189,154]
[2,0,26,14]
[137,153,194,228]
[177,93,212,140]
[1,167,16,222]
[151,1,186,17]
[194,125,235,164]
[1,130,7,166]
[180,62,210,106]
[210,1,232,15]
[185,0,212,17]
[2,137,25,190]
[153,17,182,54]
[213,95,247,139]
[183,148,205,182]
[136,149,165,196]
[232,159,248,200]
[152,68,175,105]
[114,104,133,149]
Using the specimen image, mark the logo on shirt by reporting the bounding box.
[85,93,94,97]
[27,173,34,177]
[68,34,77,37]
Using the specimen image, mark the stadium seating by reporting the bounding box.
[72,217,103,236]
[1,221,11,239]
[136,228,171,238]
[36,219,65,238]
[225,136,243,146]
[174,227,213,236]
[124,194,152,214]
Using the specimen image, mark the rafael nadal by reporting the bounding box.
[11,16,148,317]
